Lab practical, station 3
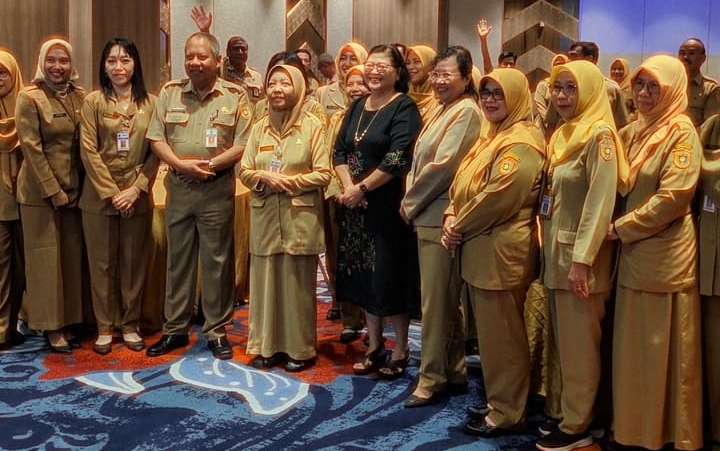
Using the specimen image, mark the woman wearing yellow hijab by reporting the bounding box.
[442,68,544,435]
[609,58,636,119]
[537,60,627,450]
[315,42,368,123]
[607,55,702,451]
[534,53,569,135]
[0,49,25,350]
[239,65,332,372]
[406,45,438,121]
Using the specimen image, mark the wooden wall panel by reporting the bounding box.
[353,0,441,49]
[92,0,163,93]
[0,0,69,83]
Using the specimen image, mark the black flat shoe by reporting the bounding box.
[50,344,72,354]
[464,417,526,437]
[403,392,442,408]
[326,308,341,320]
[285,358,315,372]
[250,353,287,369]
[339,328,360,344]
[93,343,112,355]
[207,336,233,360]
[466,403,491,420]
[146,334,189,357]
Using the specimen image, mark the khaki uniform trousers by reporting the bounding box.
[705,296,720,447]
[472,287,530,428]
[548,289,607,434]
[163,172,235,339]
[82,211,150,335]
[0,220,24,343]
[20,205,84,331]
[416,227,466,392]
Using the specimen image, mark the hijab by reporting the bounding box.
[548,60,629,194]
[0,50,23,194]
[407,45,436,112]
[552,54,569,67]
[611,58,632,94]
[625,54,692,190]
[267,64,306,136]
[335,43,368,87]
[451,68,545,205]
[32,38,79,94]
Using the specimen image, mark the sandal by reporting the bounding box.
[339,328,360,344]
[378,354,409,380]
[353,345,386,375]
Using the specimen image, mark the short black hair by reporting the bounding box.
[367,44,410,93]
[99,37,149,105]
[570,41,599,61]
[497,50,517,64]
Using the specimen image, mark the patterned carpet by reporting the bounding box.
[0,265,546,451]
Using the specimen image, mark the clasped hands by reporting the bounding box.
[441,215,463,257]
[255,170,293,198]
[175,159,215,185]
[337,184,368,209]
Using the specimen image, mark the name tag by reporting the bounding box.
[269,158,281,173]
[205,128,218,148]
[53,112,67,118]
[259,145,274,153]
[539,194,553,218]
[704,195,716,213]
[117,132,130,153]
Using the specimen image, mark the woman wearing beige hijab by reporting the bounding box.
[608,54,702,451]
[406,45,438,121]
[239,64,331,372]
[609,58,636,120]
[316,42,368,123]
[15,38,86,354]
[0,50,25,350]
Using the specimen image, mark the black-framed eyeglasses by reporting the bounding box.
[480,89,504,101]
[552,84,577,96]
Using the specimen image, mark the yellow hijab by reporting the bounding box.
[32,38,79,92]
[0,49,23,194]
[611,58,632,92]
[335,43,368,85]
[552,53,569,67]
[452,68,545,204]
[266,64,306,137]
[625,54,693,190]
[548,60,629,194]
[407,45,436,111]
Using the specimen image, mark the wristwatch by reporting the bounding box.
[359,183,368,194]
[208,159,216,171]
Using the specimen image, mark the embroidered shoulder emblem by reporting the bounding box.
[673,143,693,169]
[599,133,615,161]
[240,107,251,120]
[499,153,520,175]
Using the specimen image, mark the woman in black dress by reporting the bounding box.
[333,44,422,379]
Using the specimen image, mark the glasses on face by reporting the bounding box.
[479,89,504,101]
[429,71,460,82]
[552,83,577,96]
[633,78,661,95]
[364,62,394,73]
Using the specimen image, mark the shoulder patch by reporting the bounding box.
[498,153,520,175]
[673,143,693,169]
[240,107,251,120]
[598,133,615,161]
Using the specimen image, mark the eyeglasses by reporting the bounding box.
[429,71,460,82]
[364,62,394,73]
[633,79,661,95]
[552,83,577,96]
[480,89,504,101]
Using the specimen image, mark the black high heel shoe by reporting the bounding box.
[378,354,410,380]
[353,345,387,375]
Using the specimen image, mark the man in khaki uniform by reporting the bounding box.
[678,37,720,127]
[146,32,252,359]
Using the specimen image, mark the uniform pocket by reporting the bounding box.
[557,229,576,244]
[290,192,315,207]
[165,112,189,143]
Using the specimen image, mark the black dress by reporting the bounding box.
[332,94,422,317]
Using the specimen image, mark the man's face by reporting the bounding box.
[678,39,706,77]
[568,45,595,63]
[318,62,335,79]
[226,37,248,69]
[185,36,221,89]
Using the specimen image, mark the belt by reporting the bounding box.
[170,167,231,185]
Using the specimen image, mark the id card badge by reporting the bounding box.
[269,158,282,173]
[539,194,553,218]
[117,132,130,153]
[205,128,218,148]
[703,195,716,213]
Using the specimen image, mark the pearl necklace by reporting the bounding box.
[353,93,398,147]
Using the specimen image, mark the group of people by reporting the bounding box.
[0,8,719,451]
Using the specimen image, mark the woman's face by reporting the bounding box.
[266,70,296,111]
[345,73,369,100]
[610,62,625,83]
[551,71,578,120]
[632,70,661,114]
[432,56,467,106]
[0,64,12,98]
[337,50,359,78]
[44,46,72,84]
[105,45,135,90]
[405,50,427,85]
[364,51,397,94]
[480,80,508,123]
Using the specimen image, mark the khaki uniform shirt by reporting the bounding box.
[542,125,618,292]
[698,115,720,295]
[605,77,630,129]
[238,112,332,256]
[221,59,264,105]
[450,141,544,290]
[79,91,159,215]
[687,73,720,126]
[0,112,20,220]
[316,81,347,124]
[15,82,86,207]
[401,97,482,227]
[616,120,700,293]
[146,78,252,159]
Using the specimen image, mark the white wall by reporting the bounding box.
[447,0,503,69]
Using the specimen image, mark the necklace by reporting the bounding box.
[353,93,398,147]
